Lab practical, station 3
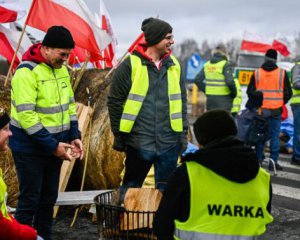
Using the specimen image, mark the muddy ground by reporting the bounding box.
[52,205,300,240]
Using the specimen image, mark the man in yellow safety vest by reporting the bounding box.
[108,17,187,192]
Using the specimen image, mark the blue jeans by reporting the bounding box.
[255,114,281,162]
[292,105,300,161]
[122,145,180,192]
[12,152,63,240]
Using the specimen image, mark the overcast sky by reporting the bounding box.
[21,0,300,56]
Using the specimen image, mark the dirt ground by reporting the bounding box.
[52,205,300,240]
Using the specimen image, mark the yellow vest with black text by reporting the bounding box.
[10,61,77,135]
[231,78,242,113]
[204,60,231,96]
[291,62,300,105]
[174,161,273,240]
[119,55,183,133]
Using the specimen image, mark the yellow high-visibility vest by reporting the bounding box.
[119,55,183,133]
[291,62,300,105]
[175,161,273,239]
[204,60,231,96]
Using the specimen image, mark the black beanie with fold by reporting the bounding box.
[141,17,172,46]
[265,49,277,61]
[193,110,237,146]
[42,26,75,49]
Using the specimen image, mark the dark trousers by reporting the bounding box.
[122,145,179,192]
[12,152,63,240]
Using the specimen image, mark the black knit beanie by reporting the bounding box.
[141,17,172,46]
[42,26,75,49]
[0,111,10,130]
[265,49,277,61]
[193,110,237,146]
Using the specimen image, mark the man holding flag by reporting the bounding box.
[108,17,187,192]
[9,26,83,240]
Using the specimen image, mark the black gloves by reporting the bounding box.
[113,133,127,152]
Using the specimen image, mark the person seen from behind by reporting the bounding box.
[247,49,292,171]
[194,44,237,111]
[154,110,273,239]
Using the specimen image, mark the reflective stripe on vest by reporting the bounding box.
[231,78,242,113]
[291,62,300,105]
[174,230,258,240]
[119,55,183,133]
[204,60,231,96]
[174,162,273,239]
[255,68,284,109]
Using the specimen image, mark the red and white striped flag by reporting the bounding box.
[26,0,112,61]
[99,0,117,68]
[272,39,290,57]
[0,25,32,69]
[0,0,26,23]
[240,32,273,53]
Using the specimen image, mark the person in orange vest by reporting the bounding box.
[247,49,292,171]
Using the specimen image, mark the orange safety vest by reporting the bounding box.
[255,68,285,109]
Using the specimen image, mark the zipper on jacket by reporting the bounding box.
[52,68,64,137]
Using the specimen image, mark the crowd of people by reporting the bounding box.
[0,16,299,240]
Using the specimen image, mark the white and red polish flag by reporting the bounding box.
[272,39,290,57]
[99,0,118,68]
[26,0,112,61]
[0,25,32,69]
[0,0,26,23]
[240,32,273,53]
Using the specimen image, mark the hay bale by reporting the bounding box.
[74,69,124,190]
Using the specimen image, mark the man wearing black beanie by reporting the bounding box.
[108,17,187,193]
[10,26,82,240]
[247,49,292,171]
[154,110,273,239]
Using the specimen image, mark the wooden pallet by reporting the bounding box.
[53,103,93,217]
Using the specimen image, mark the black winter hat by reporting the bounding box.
[193,110,237,146]
[265,49,277,61]
[141,17,172,46]
[42,26,75,49]
[0,110,10,130]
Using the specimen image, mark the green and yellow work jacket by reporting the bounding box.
[10,59,80,154]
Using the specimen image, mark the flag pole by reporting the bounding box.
[4,25,27,87]
[104,51,128,79]
[4,0,36,87]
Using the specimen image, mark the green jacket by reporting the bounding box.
[10,46,80,154]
